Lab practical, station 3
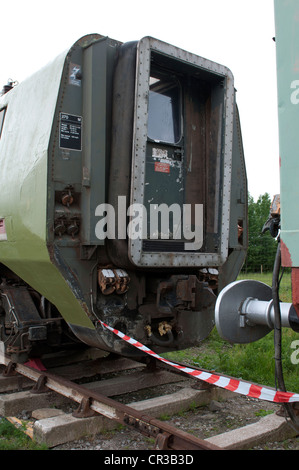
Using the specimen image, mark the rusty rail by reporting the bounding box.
[0,352,220,450]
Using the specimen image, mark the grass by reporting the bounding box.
[0,418,48,450]
[164,271,299,394]
[238,270,292,303]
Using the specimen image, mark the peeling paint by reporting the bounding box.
[281,239,292,267]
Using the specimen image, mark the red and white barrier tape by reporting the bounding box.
[99,320,299,404]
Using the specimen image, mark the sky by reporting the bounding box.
[0,0,279,201]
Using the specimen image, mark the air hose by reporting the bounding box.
[272,242,299,430]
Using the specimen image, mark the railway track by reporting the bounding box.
[0,349,224,450]
[0,349,296,450]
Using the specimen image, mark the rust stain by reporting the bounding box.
[282,240,299,319]
[280,239,292,267]
[292,268,299,319]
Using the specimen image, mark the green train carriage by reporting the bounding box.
[0,34,247,362]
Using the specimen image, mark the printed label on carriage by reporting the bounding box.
[154,162,170,173]
[59,113,82,151]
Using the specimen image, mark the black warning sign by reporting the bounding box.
[59,113,82,151]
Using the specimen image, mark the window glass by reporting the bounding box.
[0,108,6,139]
[148,76,181,143]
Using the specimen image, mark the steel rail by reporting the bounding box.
[0,352,220,450]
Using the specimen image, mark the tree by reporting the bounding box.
[242,193,278,273]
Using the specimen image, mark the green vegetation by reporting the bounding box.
[0,418,48,450]
[238,270,292,303]
[243,193,278,273]
[165,271,299,394]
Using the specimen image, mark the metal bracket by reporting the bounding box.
[2,361,17,377]
[72,396,97,418]
[155,432,173,450]
[31,375,49,394]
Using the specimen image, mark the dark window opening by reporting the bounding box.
[148,75,181,144]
